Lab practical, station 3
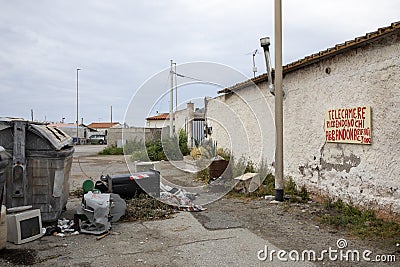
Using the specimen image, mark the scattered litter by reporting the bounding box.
[264,195,275,201]
[160,183,206,212]
[96,231,110,241]
[94,231,120,240]
[44,218,79,237]
[270,200,283,204]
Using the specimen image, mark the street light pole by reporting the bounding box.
[169,60,174,137]
[274,0,284,201]
[76,68,81,144]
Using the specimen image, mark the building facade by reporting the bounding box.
[206,22,400,217]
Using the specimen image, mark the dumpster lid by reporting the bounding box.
[0,146,11,160]
[0,118,73,151]
[29,124,72,150]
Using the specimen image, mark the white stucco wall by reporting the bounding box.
[207,32,400,215]
[206,83,275,167]
[146,119,169,128]
[174,108,189,133]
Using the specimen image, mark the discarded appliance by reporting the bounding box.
[99,170,161,198]
[0,118,74,222]
[77,191,126,235]
[6,205,44,244]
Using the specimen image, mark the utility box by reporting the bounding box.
[0,118,74,222]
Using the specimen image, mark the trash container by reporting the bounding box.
[0,146,10,233]
[0,118,74,222]
[105,170,160,198]
[0,147,10,204]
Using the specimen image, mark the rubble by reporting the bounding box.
[160,183,206,212]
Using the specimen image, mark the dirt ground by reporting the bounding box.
[1,145,399,266]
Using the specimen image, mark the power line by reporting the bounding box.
[172,71,204,82]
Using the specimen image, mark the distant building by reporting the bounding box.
[48,122,95,140]
[146,103,206,147]
[87,122,120,136]
[145,113,171,128]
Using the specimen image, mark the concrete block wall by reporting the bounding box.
[107,127,161,147]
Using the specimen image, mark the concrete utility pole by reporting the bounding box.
[274,0,284,201]
[173,62,178,112]
[169,60,174,137]
[76,68,81,144]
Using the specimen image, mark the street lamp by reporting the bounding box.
[260,37,274,95]
[76,68,81,144]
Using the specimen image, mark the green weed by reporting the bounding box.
[320,199,400,241]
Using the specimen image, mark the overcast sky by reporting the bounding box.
[1,0,399,126]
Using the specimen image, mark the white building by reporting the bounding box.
[206,22,400,217]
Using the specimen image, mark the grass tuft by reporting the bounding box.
[320,199,400,241]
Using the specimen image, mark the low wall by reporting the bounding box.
[107,127,161,147]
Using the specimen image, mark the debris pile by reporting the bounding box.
[160,183,206,212]
[44,218,79,237]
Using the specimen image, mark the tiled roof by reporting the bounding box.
[218,21,400,94]
[146,113,171,121]
[48,123,76,128]
[87,122,119,129]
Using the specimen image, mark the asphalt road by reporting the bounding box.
[1,144,316,266]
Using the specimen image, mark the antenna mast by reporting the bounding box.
[252,49,258,78]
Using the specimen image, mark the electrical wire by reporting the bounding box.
[173,71,205,82]
[77,156,92,180]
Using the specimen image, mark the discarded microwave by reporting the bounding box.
[7,207,44,244]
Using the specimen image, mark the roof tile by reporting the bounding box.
[218,21,400,94]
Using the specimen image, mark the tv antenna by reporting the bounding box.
[248,49,261,78]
